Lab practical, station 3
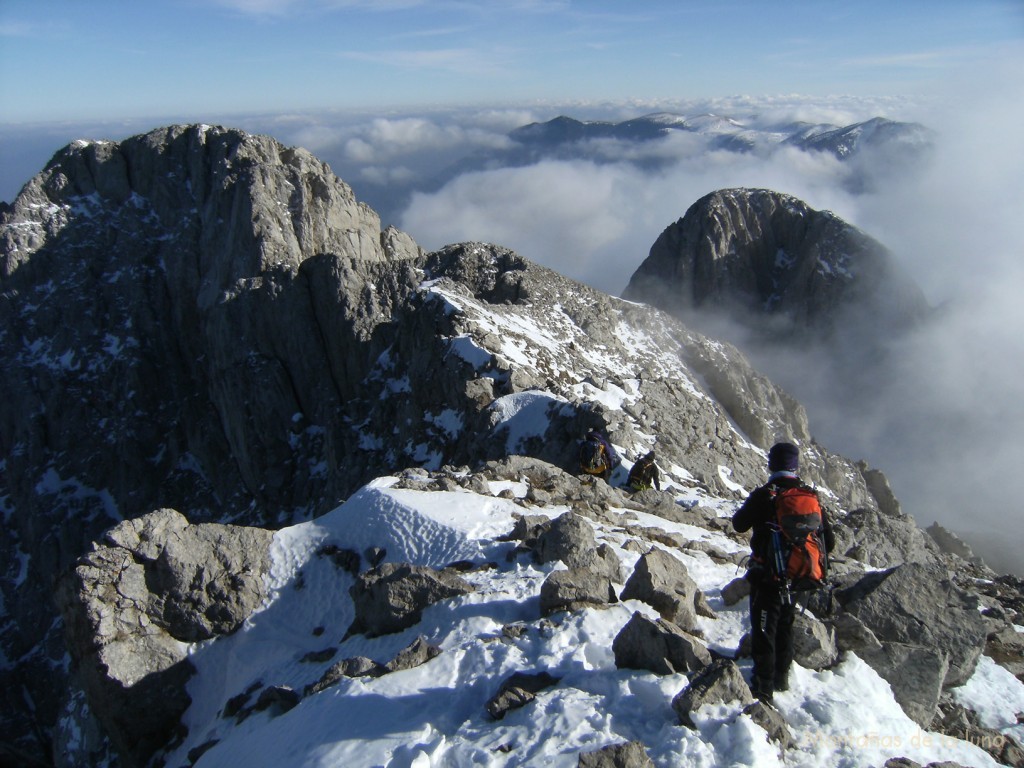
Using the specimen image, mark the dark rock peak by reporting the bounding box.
[623,187,929,342]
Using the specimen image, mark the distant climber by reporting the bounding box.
[578,429,621,482]
[731,441,834,705]
[627,450,661,491]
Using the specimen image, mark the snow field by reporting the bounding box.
[171,477,1024,768]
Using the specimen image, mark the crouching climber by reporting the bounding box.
[578,429,620,482]
[628,450,661,491]
[732,441,834,705]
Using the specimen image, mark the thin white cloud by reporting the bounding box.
[335,46,517,77]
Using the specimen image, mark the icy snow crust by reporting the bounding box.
[169,479,1019,768]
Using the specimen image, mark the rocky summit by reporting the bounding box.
[623,187,930,345]
[1,126,1021,768]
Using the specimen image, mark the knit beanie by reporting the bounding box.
[768,442,799,472]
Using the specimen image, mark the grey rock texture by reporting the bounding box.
[577,740,655,768]
[792,612,839,670]
[612,612,712,675]
[485,671,560,720]
[932,696,1024,768]
[530,511,623,585]
[836,563,988,688]
[672,658,755,729]
[742,700,795,749]
[55,508,272,767]
[861,642,949,728]
[346,562,475,638]
[539,568,619,616]
[619,548,710,633]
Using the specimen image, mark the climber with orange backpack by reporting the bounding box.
[578,429,620,482]
[732,441,834,705]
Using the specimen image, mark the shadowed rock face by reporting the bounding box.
[623,187,929,345]
[55,508,274,767]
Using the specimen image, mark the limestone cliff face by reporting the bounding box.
[1,128,913,765]
[622,188,929,342]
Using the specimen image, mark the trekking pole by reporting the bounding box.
[769,527,792,606]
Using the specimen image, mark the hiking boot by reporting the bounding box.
[774,674,789,693]
[751,684,774,706]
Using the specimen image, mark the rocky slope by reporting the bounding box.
[0,125,1016,767]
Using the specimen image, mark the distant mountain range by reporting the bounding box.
[352,111,934,225]
[508,112,933,160]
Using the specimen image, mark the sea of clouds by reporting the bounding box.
[2,65,1021,573]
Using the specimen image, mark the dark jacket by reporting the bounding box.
[732,474,835,572]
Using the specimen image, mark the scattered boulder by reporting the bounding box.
[540,569,618,616]
[345,562,475,638]
[306,658,387,696]
[385,636,443,673]
[612,612,711,675]
[533,512,622,581]
[252,686,300,718]
[836,563,987,688]
[55,509,274,767]
[792,612,838,670]
[577,740,654,767]
[485,671,560,720]
[720,576,751,607]
[742,700,795,749]
[620,548,712,632]
[305,636,442,697]
[672,658,755,729]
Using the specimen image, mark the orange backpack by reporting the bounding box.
[769,484,827,589]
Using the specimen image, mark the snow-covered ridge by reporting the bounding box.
[159,463,1023,768]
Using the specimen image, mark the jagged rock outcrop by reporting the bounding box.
[623,188,929,344]
[55,508,273,767]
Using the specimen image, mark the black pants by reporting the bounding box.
[749,579,796,696]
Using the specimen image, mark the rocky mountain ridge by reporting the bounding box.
[0,125,1018,767]
[508,113,932,161]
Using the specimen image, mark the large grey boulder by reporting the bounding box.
[345,562,475,638]
[672,658,755,729]
[836,563,987,688]
[612,612,712,675]
[792,612,839,670]
[860,642,949,728]
[540,569,618,616]
[532,511,622,581]
[620,548,712,633]
[55,508,273,767]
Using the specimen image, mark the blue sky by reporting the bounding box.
[1,0,1022,123]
